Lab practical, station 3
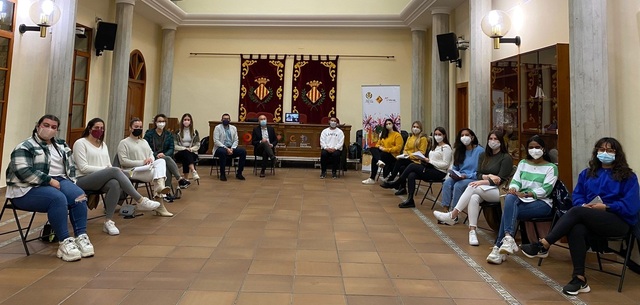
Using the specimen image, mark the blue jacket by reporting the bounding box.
[572,168,640,225]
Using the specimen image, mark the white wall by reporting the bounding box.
[171,27,414,141]
[176,0,411,14]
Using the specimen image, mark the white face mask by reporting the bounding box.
[529,148,544,160]
[386,124,393,131]
[488,140,501,150]
[157,122,166,129]
[183,121,191,127]
[460,135,472,146]
[434,135,443,143]
[329,121,337,128]
[412,127,421,134]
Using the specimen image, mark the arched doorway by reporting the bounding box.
[125,50,146,136]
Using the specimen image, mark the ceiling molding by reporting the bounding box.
[400,0,438,26]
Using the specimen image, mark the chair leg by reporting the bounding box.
[419,182,433,206]
[618,234,635,292]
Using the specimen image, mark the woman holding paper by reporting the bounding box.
[382,121,428,195]
[384,127,452,208]
[74,118,161,235]
[438,128,485,212]
[485,135,557,265]
[362,118,404,185]
[433,130,513,245]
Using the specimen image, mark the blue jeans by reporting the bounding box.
[440,177,473,210]
[11,177,87,240]
[495,194,552,246]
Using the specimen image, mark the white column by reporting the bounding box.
[158,26,176,116]
[106,0,135,158]
[430,9,449,131]
[569,0,609,180]
[411,28,426,126]
[45,0,78,137]
[468,0,492,143]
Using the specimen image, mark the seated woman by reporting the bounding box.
[384,127,453,208]
[521,137,639,295]
[382,121,428,195]
[362,118,403,185]
[73,118,161,235]
[144,114,191,193]
[439,128,484,212]
[433,130,513,246]
[174,113,201,182]
[118,117,173,217]
[6,115,94,261]
[486,135,557,265]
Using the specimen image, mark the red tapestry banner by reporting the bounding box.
[291,56,338,124]
[238,55,286,122]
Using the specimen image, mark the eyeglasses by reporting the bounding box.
[597,147,616,154]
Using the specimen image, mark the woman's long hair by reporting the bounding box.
[525,135,552,163]
[411,121,426,151]
[588,137,633,181]
[380,118,398,139]
[453,128,479,166]
[430,127,450,151]
[80,118,105,143]
[179,113,194,136]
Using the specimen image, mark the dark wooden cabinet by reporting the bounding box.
[490,44,572,187]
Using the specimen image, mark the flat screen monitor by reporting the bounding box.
[284,113,299,123]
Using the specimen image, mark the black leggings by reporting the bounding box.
[388,158,412,180]
[545,207,630,276]
[397,163,447,201]
[175,150,198,174]
[369,147,396,179]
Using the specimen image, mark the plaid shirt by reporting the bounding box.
[6,136,76,188]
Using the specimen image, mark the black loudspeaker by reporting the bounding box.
[436,32,459,62]
[94,22,117,56]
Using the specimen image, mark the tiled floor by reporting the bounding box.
[0,167,638,305]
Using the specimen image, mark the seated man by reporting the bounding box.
[251,114,277,178]
[319,116,344,179]
[213,113,246,181]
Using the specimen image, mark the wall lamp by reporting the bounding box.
[480,10,521,49]
[19,0,61,38]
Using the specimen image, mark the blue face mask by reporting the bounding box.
[260,120,267,127]
[597,152,615,164]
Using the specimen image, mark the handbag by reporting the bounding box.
[129,164,155,182]
[40,222,58,243]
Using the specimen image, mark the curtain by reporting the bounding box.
[238,55,286,122]
[291,55,338,124]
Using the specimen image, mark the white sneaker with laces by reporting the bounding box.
[362,178,376,185]
[433,211,456,226]
[75,234,94,257]
[57,237,82,262]
[468,230,479,246]
[486,246,506,264]
[376,160,386,167]
[192,171,200,180]
[137,197,161,211]
[103,220,120,236]
[499,235,519,255]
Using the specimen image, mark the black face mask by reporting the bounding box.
[132,128,143,137]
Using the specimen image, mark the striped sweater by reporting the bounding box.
[509,159,558,205]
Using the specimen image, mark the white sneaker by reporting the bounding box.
[499,235,519,255]
[57,237,82,262]
[137,197,161,211]
[468,230,479,246]
[362,178,376,185]
[433,211,456,226]
[103,220,120,236]
[192,171,200,180]
[376,160,386,167]
[75,234,94,257]
[486,246,506,264]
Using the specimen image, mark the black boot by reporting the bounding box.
[398,198,415,208]
[394,188,407,195]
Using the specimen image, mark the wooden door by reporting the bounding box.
[455,82,468,132]
[124,50,146,136]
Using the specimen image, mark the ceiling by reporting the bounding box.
[136,0,467,29]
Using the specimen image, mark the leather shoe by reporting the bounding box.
[220,175,227,181]
[260,170,266,178]
[236,174,246,180]
[380,182,394,189]
[398,200,415,208]
[394,188,407,195]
